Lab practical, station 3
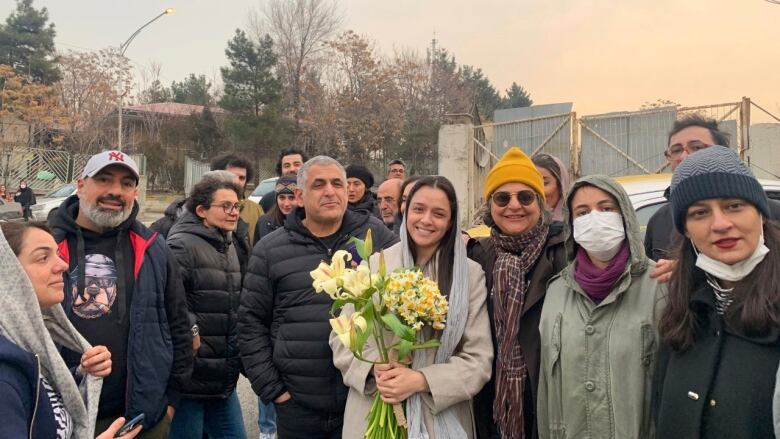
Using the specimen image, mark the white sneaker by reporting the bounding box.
[260,433,275,439]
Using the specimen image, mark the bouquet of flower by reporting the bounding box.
[311,230,449,439]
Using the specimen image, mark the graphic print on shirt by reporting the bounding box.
[70,253,118,319]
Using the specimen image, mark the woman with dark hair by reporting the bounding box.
[468,147,568,439]
[655,146,780,438]
[537,175,664,438]
[0,222,139,438]
[254,175,297,242]
[333,175,493,438]
[166,179,246,438]
[532,154,570,222]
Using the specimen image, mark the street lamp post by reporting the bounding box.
[116,8,174,151]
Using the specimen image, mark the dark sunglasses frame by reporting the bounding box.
[491,190,536,207]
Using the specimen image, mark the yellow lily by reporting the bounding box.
[310,250,353,299]
[341,263,372,297]
[330,312,368,351]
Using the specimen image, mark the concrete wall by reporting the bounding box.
[747,123,780,180]
[437,123,473,227]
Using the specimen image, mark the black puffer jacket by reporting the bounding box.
[254,212,282,243]
[348,191,380,218]
[167,212,242,399]
[239,208,398,412]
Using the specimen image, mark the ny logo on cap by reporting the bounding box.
[108,151,125,162]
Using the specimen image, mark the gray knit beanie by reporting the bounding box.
[669,145,769,233]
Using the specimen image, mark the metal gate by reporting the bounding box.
[184,156,211,196]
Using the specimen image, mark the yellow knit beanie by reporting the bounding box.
[483,146,546,201]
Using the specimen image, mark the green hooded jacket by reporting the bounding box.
[537,175,667,439]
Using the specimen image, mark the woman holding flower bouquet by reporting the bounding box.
[331,175,493,438]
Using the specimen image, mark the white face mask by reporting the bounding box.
[573,211,626,262]
[693,233,769,282]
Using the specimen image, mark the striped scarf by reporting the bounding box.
[491,222,549,439]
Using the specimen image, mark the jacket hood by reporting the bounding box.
[0,225,101,438]
[348,191,377,214]
[164,198,187,219]
[51,194,140,237]
[562,174,648,274]
[168,211,233,252]
[285,206,370,242]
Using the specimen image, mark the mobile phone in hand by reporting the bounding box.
[114,413,145,437]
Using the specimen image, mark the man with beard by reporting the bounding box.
[50,150,192,438]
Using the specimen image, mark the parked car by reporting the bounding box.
[248,177,279,204]
[30,183,76,222]
[466,173,780,238]
[0,199,24,222]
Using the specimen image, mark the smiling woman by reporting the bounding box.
[656,146,780,438]
[465,147,568,439]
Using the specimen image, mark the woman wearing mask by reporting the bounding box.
[655,146,780,438]
[536,175,665,439]
[532,154,570,222]
[254,175,297,242]
[0,222,139,438]
[167,179,246,438]
[332,176,493,438]
[468,147,567,439]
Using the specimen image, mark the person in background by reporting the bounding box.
[167,179,246,438]
[376,178,402,232]
[655,146,780,438]
[532,154,571,222]
[150,170,251,274]
[387,159,406,180]
[0,184,11,203]
[255,174,297,243]
[239,156,397,438]
[333,176,492,438]
[0,222,140,439]
[467,147,567,439]
[537,175,664,439]
[50,150,192,437]
[210,153,264,247]
[346,164,379,216]
[15,179,36,221]
[644,115,780,285]
[396,176,422,236]
[261,148,310,215]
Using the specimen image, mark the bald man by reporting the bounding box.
[377,178,402,232]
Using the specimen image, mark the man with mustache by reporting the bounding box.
[49,150,192,438]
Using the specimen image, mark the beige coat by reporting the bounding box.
[330,243,493,439]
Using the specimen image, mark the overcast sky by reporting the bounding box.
[4,0,780,120]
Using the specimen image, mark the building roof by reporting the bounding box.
[123,102,225,117]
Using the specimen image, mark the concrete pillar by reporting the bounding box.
[438,123,473,227]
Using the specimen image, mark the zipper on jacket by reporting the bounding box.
[30,354,41,439]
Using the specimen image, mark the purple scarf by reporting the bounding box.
[574,241,630,303]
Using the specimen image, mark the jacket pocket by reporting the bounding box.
[547,313,567,439]
[640,323,656,370]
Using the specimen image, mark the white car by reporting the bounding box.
[30,183,77,222]
[248,177,279,204]
[614,173,780,238]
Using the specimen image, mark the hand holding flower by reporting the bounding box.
[375,362,429,405]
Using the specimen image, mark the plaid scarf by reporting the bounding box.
[491,221,550,439]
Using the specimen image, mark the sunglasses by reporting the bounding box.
[491,190,536,208]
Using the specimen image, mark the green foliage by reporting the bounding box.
[188,107,223,159]
[220,29,281,116]
[503,82,533,109]
[172,74,213,106]
[0,0,59,84]
[140,79,172,103]
[461,65,503,117]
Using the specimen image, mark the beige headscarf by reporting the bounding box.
[0,229,102,438]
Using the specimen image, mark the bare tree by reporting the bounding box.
[250,0,342,149]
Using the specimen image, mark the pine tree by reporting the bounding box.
[219,29,280,116]
[503,82,533,108]
[0,0,60,84]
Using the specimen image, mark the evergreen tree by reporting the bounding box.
[503,82,533,108]
[461,65,503,117]
[219,29,280,116]
[0,0,60,84]
[172,74,213,106]
[140,79,172,103]
[188,107,223,159]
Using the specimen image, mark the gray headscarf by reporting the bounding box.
[0,229,101,438]
[399,213,471,439]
